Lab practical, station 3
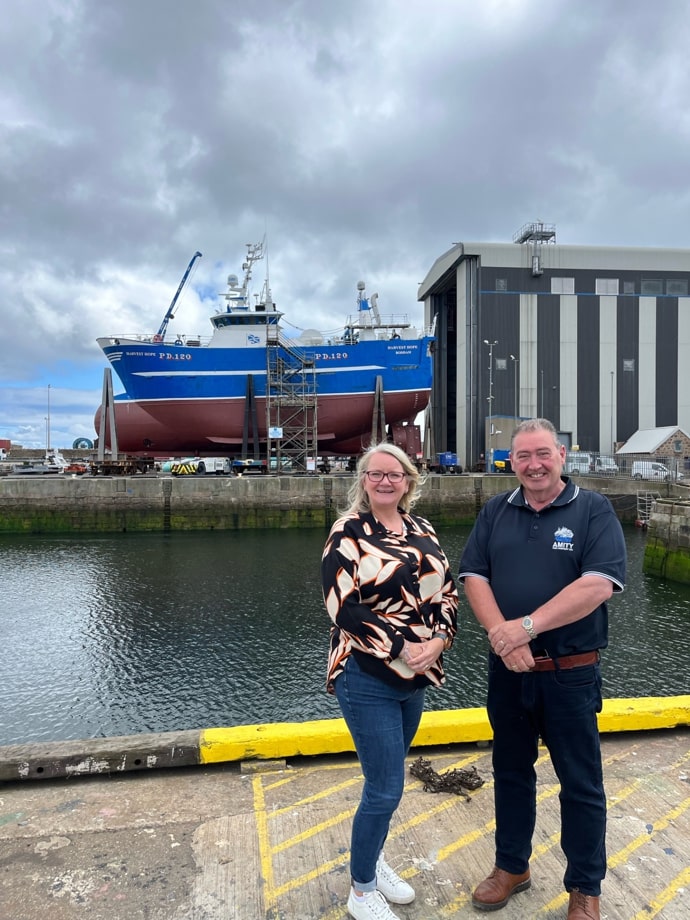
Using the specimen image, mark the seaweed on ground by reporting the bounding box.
[409,755,485,801]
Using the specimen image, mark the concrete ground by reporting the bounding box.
[1,728,689,920]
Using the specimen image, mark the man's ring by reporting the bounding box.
[499,640,505,647]
[512,664,519,671]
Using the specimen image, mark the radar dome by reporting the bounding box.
[297,329,324,345]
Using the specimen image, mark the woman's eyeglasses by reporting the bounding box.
[364,470,406,484]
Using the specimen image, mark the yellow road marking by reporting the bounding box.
[631,864,690,919]
[536,751,690,915]
[251,773,275,913]
[267,774,363,816]
[251,740,690,916]
[271,807,356,855]
[609,795,690,869]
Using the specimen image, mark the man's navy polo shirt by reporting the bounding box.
[458,478,626,657]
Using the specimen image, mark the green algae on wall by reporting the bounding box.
[0,473,669,535]
[643,499,690,585]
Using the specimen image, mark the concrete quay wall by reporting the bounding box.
[2,696,688,782]
[0,472,681,533]
[643,497,690,583]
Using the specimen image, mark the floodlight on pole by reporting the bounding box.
[484,339,498,471]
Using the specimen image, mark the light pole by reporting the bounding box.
[484,339,498,471]
[510,354,519,421]
[610,370,615,455]
[46,384,51,453]
[540,369,544,418]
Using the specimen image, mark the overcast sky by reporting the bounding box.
[3,0,690,450]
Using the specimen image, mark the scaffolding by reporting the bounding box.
[265,327,318,473]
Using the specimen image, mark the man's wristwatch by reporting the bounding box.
[432,629,453,651]
[521,616,538,640]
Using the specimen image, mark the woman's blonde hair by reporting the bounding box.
[344,442,424,514]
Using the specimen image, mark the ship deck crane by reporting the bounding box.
[155,250,203,340]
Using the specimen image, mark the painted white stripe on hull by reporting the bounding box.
[130,364,389,378]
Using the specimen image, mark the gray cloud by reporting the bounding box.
[2,0,690,448]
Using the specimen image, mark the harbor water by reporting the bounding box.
[1,526,688,748]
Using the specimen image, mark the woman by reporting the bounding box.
[322,443,458,920]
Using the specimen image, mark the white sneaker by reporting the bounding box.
[376,852,415,904]
[347,888,402,920]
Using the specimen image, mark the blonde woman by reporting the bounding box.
[322,443,458,920]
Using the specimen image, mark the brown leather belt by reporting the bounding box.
[530,651,600,672]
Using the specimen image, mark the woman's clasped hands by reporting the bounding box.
[400,638,443,673]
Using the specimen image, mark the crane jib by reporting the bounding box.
[156,250,203,340]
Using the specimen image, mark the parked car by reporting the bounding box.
[590,456,619,475]
[565,452,592,475]
[631,460,684,482]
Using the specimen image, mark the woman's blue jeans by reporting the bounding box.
[335,654,426,890]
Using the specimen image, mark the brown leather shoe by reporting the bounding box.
[471,867,531,911]
[567,889,601,919]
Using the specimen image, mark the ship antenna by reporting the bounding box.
[263,236,273,309]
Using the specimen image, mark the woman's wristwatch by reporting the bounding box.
[432,629,453,651]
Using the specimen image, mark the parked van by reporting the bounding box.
[565,452,592,475]
[631,461,683,482]
[591,455,619,475]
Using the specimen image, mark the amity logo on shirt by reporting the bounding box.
[553,526,574,551]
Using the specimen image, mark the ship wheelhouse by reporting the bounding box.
[211,313,280,330]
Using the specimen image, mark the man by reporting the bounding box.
[459,419,626,919]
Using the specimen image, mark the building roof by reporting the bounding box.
[616,426,689,454]
[417,239,690,302]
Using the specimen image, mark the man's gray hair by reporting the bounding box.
[511,417,561,449]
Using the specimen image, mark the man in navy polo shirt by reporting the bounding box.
[459,418,626,920]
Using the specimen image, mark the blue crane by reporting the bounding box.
[155,250,203,341]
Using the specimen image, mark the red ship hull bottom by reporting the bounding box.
[94,391,429,457]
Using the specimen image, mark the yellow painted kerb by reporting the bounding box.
[199,695,690,764]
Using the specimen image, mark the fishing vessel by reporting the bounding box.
[95,242,433,456]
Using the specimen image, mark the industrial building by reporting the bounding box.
[418,224,690,470]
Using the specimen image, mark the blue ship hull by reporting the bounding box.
[95,243,433,455]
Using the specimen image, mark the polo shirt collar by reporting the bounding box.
[507,475,579,509]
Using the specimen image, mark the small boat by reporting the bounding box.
[95,242,433,456]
